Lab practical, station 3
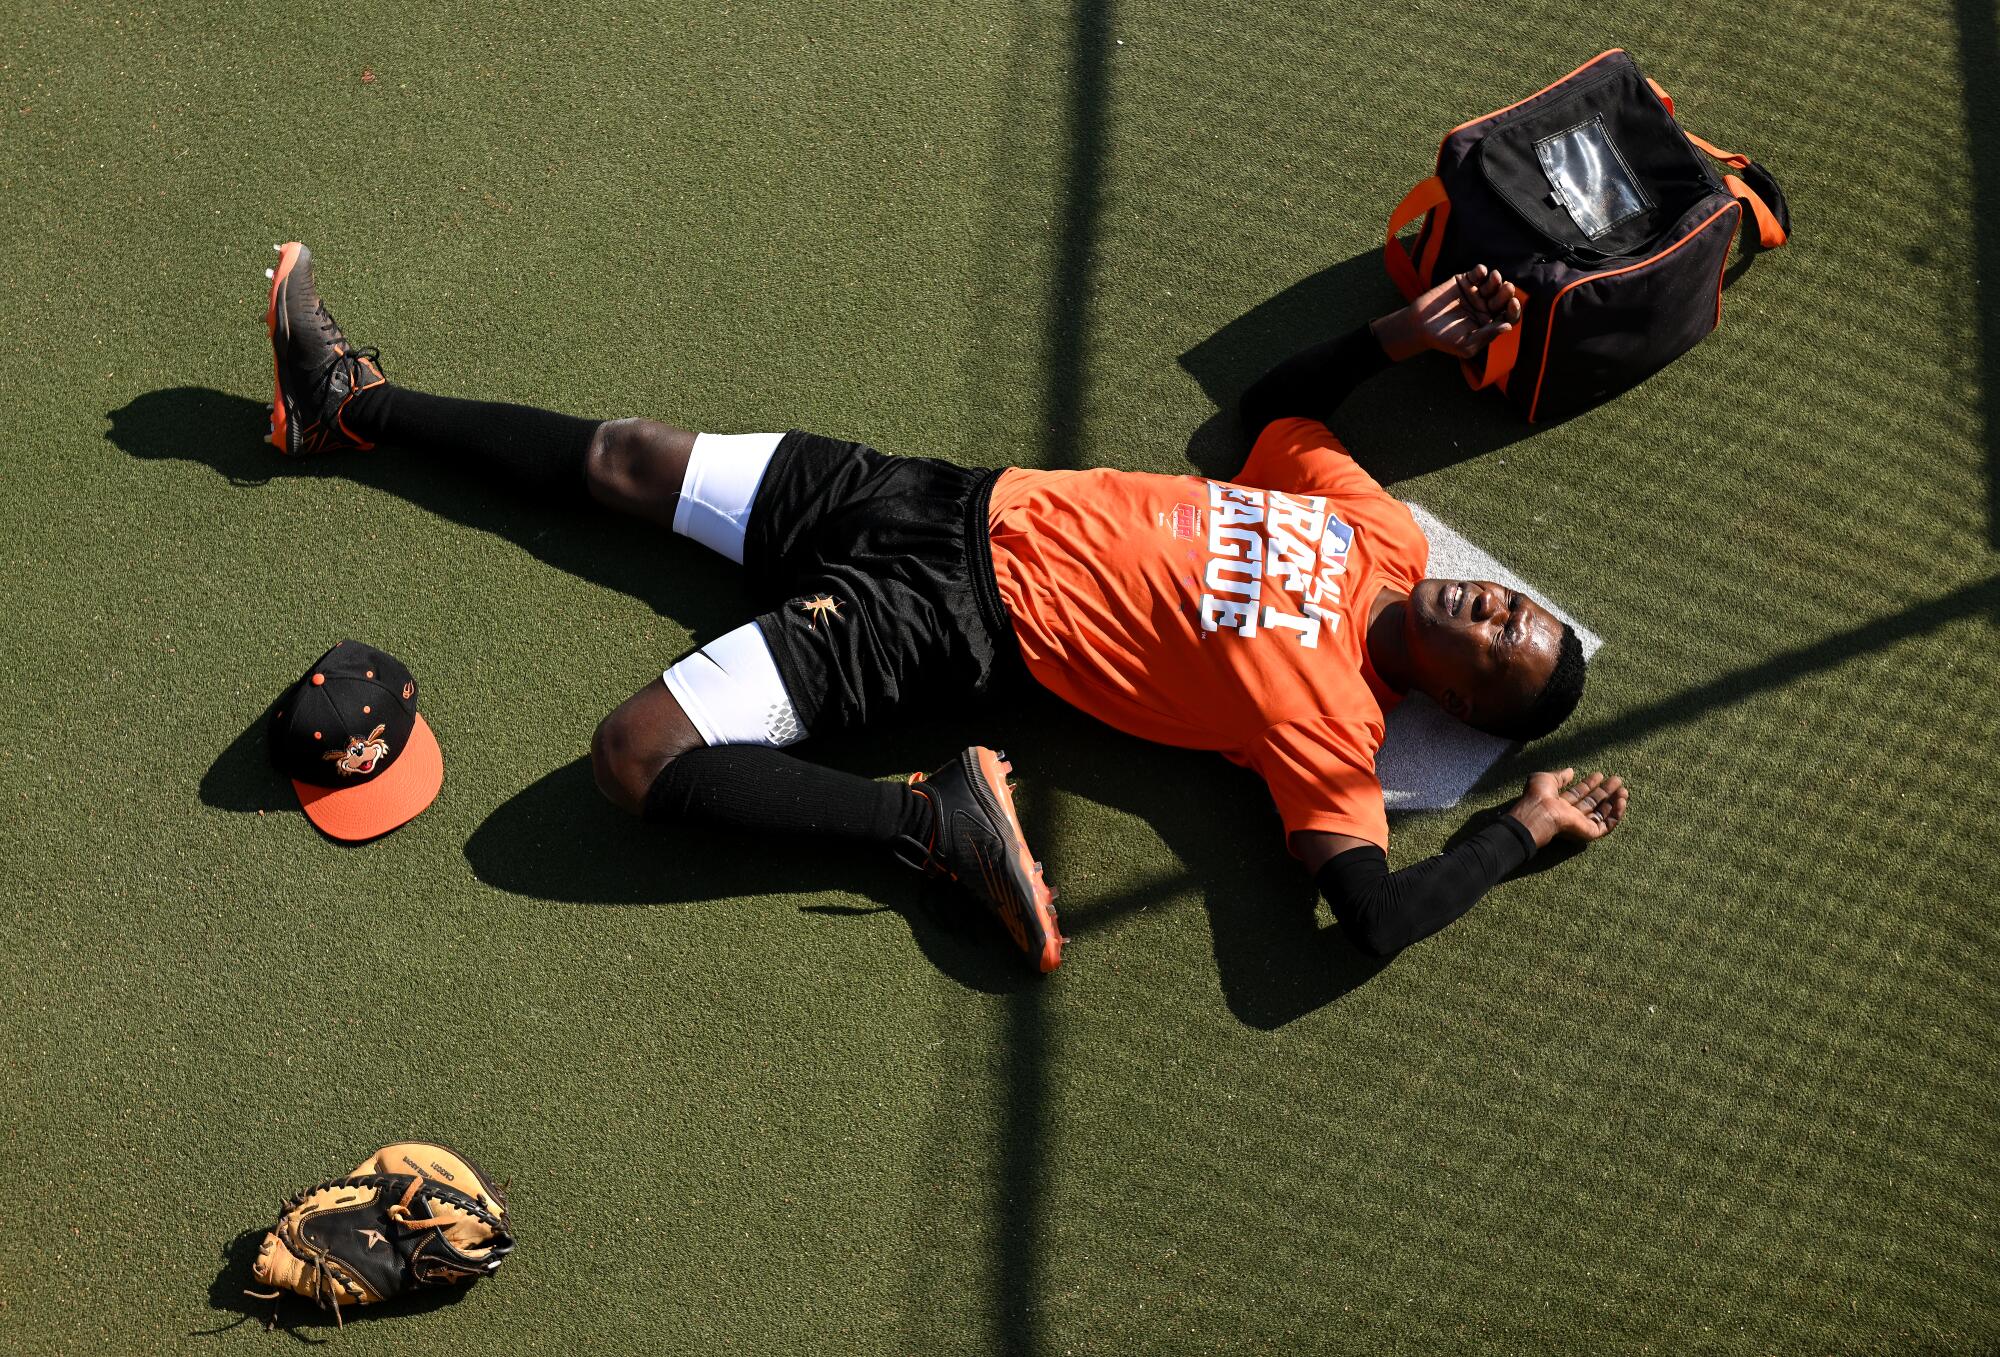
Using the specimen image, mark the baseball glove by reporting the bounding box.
[245,1141,516,1326]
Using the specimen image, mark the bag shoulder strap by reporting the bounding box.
[1647,77,1790,249]
[1384,176,1450,302]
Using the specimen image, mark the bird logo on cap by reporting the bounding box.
[325,725,392,777]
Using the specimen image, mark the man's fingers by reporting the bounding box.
[1444,266,1519,342]
[1460,319,1512,354]
[1536,764,1630,841]
[1564,771,1606,803]
[1567,774,1623,836]
[1458,265,1504,316]
[1461,273,1505,321]
[1584,779,1630,834]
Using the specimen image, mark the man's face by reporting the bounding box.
[1402,579,1563,730]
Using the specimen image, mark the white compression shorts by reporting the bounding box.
[663,622,806,747]
[662,431,805,747]
[670,430,785,564]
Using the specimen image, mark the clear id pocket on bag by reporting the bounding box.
[1535,114,1653,239]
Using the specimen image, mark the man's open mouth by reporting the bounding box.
[1445,582,1465,617]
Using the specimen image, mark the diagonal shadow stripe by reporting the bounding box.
[1531,573,2000,770]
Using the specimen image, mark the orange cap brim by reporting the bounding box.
[293,713,443,842]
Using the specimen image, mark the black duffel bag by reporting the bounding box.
[1385,49,1789,422]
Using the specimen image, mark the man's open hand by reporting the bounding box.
[1373,264,1523,362]
[1506,768,1628,850]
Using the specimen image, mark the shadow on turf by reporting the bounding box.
[103,386,745,641]
[1488,571,2000,786]
[462,752,1051,996]
[1178,248,1539,483]
[200,696,296,816]
[1953,0,2000,548]
[198,1225,472,1342]
[961,3,1116,1345]
[461,709,1427,1024]
[458,570,2000,1019]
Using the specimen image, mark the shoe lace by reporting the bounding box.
[303,349,382,423]
[303,295,383,406]
[311,294,342,342]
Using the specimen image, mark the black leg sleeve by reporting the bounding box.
[1238,324,1394,435]
[344,385,601,502]
[643,745,934,847]
[1315,816,1537,957]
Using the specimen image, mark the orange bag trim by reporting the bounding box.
[1384,176,1450,302]
[1681,131,1787,247]
[1682,129,1751,170]
[1462,310,1525,392]
[1417,203,1450,291]
[1711,204,1734,328]
[1722,173,1788,248]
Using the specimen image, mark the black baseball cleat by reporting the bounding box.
[899,746,1064,973]
[263,242,386,456]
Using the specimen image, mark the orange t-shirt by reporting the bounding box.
[986,417,1430,849]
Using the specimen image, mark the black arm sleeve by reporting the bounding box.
[1237,323,1395,435]
[1314,816,1537,957]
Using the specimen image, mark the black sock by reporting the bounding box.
[643,745,935,850]
[345,384,600,502]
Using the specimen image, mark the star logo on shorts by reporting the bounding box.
[799,595,844,629]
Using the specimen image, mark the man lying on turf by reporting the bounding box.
[263,242,1627,972]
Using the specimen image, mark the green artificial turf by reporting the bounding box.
[3,0,1996,1352]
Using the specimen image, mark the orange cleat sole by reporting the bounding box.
[972,746,1064,972]
[264,241,304,451]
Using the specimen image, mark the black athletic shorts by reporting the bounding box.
[741,430,1022,736]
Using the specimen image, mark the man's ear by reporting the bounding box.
[1439,687,1472,721]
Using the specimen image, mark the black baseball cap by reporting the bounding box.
[267,640,443,840]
